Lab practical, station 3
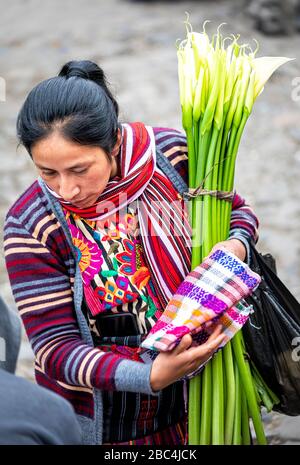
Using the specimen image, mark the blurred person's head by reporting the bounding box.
[16,60,122,208]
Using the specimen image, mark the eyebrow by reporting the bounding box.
[35,163,90,170]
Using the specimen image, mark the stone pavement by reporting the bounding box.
[0,0,300,444]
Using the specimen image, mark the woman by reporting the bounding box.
[4,60,259,445]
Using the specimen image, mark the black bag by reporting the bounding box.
[243,243,300,415]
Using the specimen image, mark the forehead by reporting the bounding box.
[31,133,104,168]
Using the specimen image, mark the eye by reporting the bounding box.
[41,170,57,177]
[72,168,88,174]
[73,168,87,174]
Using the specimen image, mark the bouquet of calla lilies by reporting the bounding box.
[177,19,292,445]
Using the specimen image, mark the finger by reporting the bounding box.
[190,331,226,359]
[208,323,224,340]
[205,333,226,351]
[207,324,223,341]
[173,333,192,354]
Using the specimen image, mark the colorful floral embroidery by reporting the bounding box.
[107,243,119,256]
[135,243,144,269]
[101,257,119,278]
[69,225,103,285]
[116,238,136,275]
[67,207,161,329]
[140,294,157,318]
[94,276,139,311]
[101,228,121,242]
[96,218,110,230]
[124,213,138,234]
[132,267,151,290]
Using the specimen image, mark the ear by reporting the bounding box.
[111,129,122,157]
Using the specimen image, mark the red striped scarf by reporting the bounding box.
[60,122,192,308]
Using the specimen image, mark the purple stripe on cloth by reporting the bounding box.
[177,281,227,314]
[209,249,259,289]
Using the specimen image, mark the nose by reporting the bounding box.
[59,177,80,201]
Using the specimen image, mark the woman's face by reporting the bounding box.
[31,132,121,208]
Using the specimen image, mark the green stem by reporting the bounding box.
[196,127,212,185]
[212,350,224,444]
[193,121,199,167]
[224,341,235,444]
[211,125,224,244]
[191,197,204,266]
[241,388,251,445]
[199,362,212,444]
[202,126,219,257]
[250,362,280,411]
[231,332,267,445]
[220,125,237,236]
[222,126,237,193]
[187,127,196,188]
[217,126,230,243]
[227,114,249,191]
[188,376,201,444]
[222,113,249,241]
[233,360,242,445]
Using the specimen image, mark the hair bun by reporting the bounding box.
[58,60,105,86]
[58,60,119,116]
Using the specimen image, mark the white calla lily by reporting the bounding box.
[252,56,294,100]
[177,21,293,447]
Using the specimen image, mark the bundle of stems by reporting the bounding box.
[177,19,291,445]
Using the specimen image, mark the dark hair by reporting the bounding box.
[16,60,119,158]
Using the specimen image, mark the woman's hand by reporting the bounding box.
[150,325,226,391]
[209,238,247,262]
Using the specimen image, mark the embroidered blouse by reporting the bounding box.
[66,203,186,442]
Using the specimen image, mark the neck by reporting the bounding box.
[110,151,121,179]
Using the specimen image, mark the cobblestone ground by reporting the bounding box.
[0,0,300,444]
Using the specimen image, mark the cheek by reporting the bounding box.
[97,162,112,181]
[87,164,112,192]
[40,176,59,191]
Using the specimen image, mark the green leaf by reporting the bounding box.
[145,306,156,318]
[101,270,118,278]
[112,257,119,271]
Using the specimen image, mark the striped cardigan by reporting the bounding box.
[4,127,259,444]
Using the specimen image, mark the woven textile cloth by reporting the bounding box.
[140,248,261,353]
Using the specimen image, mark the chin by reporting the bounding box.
[72,197,96,208]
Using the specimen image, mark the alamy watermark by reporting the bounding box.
[291,77,300,102]
[0,336,6,362]
[95,194,199,243]
[292,336,300,362]
[0,76,6,102]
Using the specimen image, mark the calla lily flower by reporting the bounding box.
[244,69,255,116]
[252,56,294,100]
[177,19,293,447]
[233,56,251,128]
[177,28,293,133]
